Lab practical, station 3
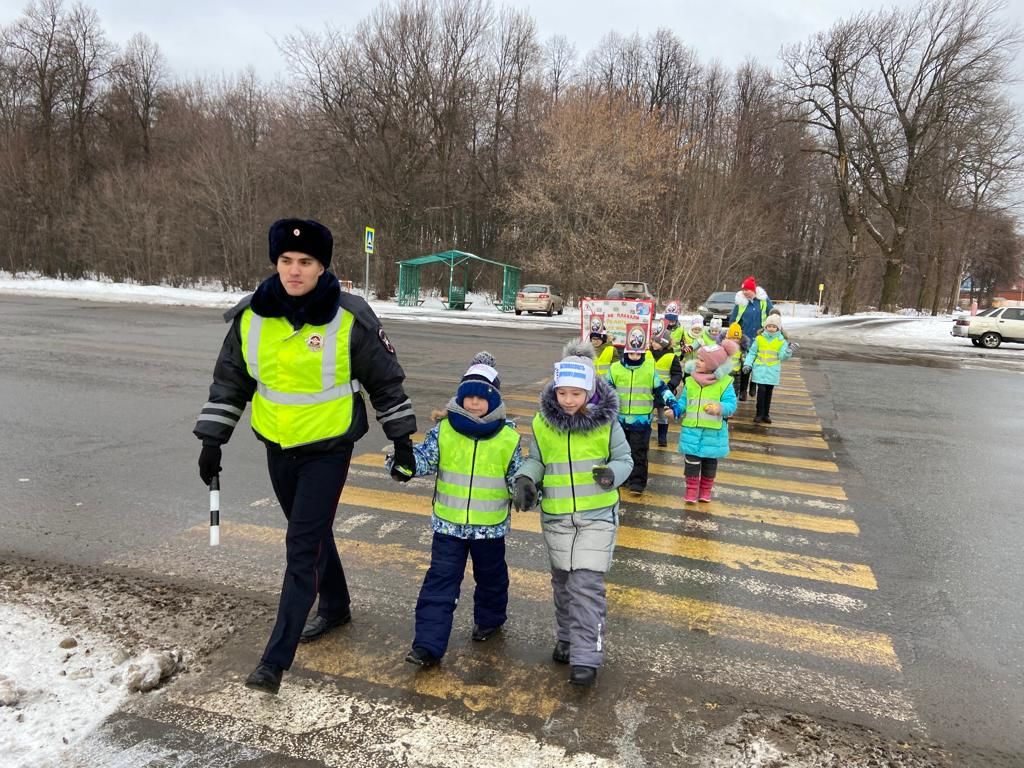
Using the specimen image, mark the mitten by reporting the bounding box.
[512,476,538,511]
[592,466,615,489]
[198,444,222,486]
[671,400,684,419]
[390,437,415,482]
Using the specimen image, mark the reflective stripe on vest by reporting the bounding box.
[653,351,676,384]
[610,357,656,416]
[532,414,618,515]
[595,344,616,378]
[434,420,518,526]
[240,309,359,448]
[754,335,784,367]
[682,376,732,430]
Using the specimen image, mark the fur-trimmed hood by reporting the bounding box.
[538,376,618,432]
[733,285,769,308]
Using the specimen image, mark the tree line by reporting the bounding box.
[0,0,1020,312]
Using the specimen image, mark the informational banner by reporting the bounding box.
[580,298,655,349]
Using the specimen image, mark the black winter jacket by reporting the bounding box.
[193,280,416,454]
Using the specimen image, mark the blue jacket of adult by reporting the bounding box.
[727,286,774,341]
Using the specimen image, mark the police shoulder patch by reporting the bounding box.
[378,327,396,354]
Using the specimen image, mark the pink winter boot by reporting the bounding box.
[684,476,700,503]
[698,477,715,502]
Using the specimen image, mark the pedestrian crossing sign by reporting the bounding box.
[364,227,375,255]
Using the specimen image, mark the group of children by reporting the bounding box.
[376,307,793,690]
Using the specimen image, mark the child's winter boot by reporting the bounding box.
[684,476,700,503]
[698,477,715,502]
[657,422,669,447]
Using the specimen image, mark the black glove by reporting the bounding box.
[198,444,221,486]
[390,437,415,482]
[512,476,538,511]
[592,465,615,489]
[742,365,752,375]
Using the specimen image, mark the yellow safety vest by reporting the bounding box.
[681,330,714,366]
[240,308,358,449]
[434,420,518,526]
[653,350,676,380]
[594,344,616,378]
[531,415,618,515]
[610,357,656,417]
[682,376,732,430]
[753,335,784,367]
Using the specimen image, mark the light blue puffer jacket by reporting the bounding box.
[743,331,792,386]
[676,375,738,459]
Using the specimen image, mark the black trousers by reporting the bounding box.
[737,369,753,399]
[756,383,775,419]
[623,423,652,490]
[262,444,353,670]
[683,454,718,478]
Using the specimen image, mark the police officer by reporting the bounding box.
[194,218,417,694]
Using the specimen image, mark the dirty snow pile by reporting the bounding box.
[0,603,179,768]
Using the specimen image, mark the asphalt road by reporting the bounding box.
[1,295,1022,766]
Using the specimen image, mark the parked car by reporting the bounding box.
[963,307,1024,348]
[697,291,737,325]
[515,284,564,316]
[951,307,996,338]
[609,281,656,302]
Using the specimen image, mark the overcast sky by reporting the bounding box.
[1,0,1021,103]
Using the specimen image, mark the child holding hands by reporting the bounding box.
[513,340,633,687]
[679,341,740,503]
[742,315,793,424]
[387,352,522,668]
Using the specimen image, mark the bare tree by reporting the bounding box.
[112,32,165,158]
[783,0,1022,311]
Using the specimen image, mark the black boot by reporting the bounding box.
[472,624,501,642]
[657,423,669,447]
[405,646,439,668]
[299,609,352,643]
[244,663,283,694]
[552,640,570,664]
[569,665,597,686]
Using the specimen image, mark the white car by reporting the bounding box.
[951,308,995,337]
[964,307,1024,348]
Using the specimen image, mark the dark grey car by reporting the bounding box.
[698,291,736,324]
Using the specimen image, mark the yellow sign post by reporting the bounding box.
[817,283,825,316]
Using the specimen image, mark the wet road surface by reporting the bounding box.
[1,296,1021,766]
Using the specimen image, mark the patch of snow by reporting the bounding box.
[0,603,132,768]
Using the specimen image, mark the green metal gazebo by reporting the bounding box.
[396,250,521,311]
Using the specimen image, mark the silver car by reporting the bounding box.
[515,284,564,316]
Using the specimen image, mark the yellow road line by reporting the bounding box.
[621,489,859,535]
[338,471,865,587]
[649,443,838,475]
[299,630,564,718]
[716,449,837,473]
[642,462,847,500]
[204,523,893,668]
[729,419,822,434]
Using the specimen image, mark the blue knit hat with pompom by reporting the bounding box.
[455,351,502,414]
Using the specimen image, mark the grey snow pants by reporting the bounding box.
[551,568,607,668]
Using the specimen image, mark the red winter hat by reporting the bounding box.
[741,276,757,292]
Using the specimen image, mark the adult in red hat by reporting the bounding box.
[727,276,774,400]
